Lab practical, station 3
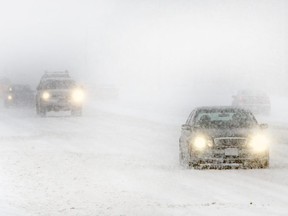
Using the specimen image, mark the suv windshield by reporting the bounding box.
[194,109,257,128]
[41,80,76,89]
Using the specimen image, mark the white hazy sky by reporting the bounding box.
[0,0,287,100]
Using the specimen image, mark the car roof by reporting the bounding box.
[237,89,268,96]
[40,71,71,81]
[195,106,251,112]
[41,77,74,81]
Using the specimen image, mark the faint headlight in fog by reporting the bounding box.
[193,136,207,150]
[42,91,50,100]
[248,134,269,153]
[192,136,213,151]
[72,88,85,103]
[8,95,13,100]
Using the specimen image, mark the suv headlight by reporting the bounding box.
[192,136,213,151]
[8,95,13,100]
[248,134,269,153]
[72,88,85,103]
[42,91,50,100]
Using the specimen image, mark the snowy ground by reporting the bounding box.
[0,96,288,216]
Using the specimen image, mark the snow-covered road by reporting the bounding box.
[0,103,288,216]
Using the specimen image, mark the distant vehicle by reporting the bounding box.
[0,77,11,98]
[36,71,85,117]
[232,90,271,115]
[4,84,35,108]
[179,106,270,169]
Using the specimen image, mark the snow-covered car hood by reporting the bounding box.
[192,127,261,139]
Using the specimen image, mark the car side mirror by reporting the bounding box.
[259,123,268,129]
[181,124,192,131]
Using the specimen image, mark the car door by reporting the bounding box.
[179,110,195,153]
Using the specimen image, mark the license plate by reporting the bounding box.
[58,99,68,104]
[225,148,239,156]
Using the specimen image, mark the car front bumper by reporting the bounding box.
[189,149,269,169]
[40,100,82,111]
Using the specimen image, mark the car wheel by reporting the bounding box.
[71,107,82,116]
[260,159,269,169]
[179,146,192,168]
[247,159,269,169]
[39,107,46,117]
[4,101,10,108]
[36,104,40,115]
[260,153,270,168]
[179,152,186,166]
[190,162,202,169]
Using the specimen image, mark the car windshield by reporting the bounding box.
[194,109,257,128]
[41,80,76,89]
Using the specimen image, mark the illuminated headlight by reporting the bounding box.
[72,88,85,103]
[42,91,50,100]
[7,95,13,100]
[248,134,269,153]
[192,136,213,151]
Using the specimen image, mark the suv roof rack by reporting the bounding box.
[41,71,71,80]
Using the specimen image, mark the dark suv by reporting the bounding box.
[232,90,271,115]
[36,72,84,116]
[4,84,35,108]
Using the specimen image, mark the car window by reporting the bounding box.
[186,110,195,125]
[41,80,76,89]
[193,109,257,128]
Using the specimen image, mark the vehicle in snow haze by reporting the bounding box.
[232,90,271,115]
[36,71,85,117]
[179,106,270,169]
[0,77,11,98]
[4,84,35,108]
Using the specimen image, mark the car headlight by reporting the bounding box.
[72,88,85,103]
[7,95,13,100]
[248,134,269,153]
[192,136,213,151]
[42,91,50,100]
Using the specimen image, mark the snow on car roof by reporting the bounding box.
[195,106,251,112]
[238,89,268,96]
[40,71,71,81]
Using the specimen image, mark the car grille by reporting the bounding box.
[214,137,247,149]
[51,93,70,100]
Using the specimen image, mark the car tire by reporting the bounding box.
[179,145,191,168]
[36,104,40,115]
[4,102,10,108]
[71,107,82,116]
[260,159,269,169]
[190,162,202,169]
[179,152,186,167]
[39,106,46,117]
[260,153,270,168]
[246,159,269,169]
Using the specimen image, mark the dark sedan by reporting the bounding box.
[179,106,270,169]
